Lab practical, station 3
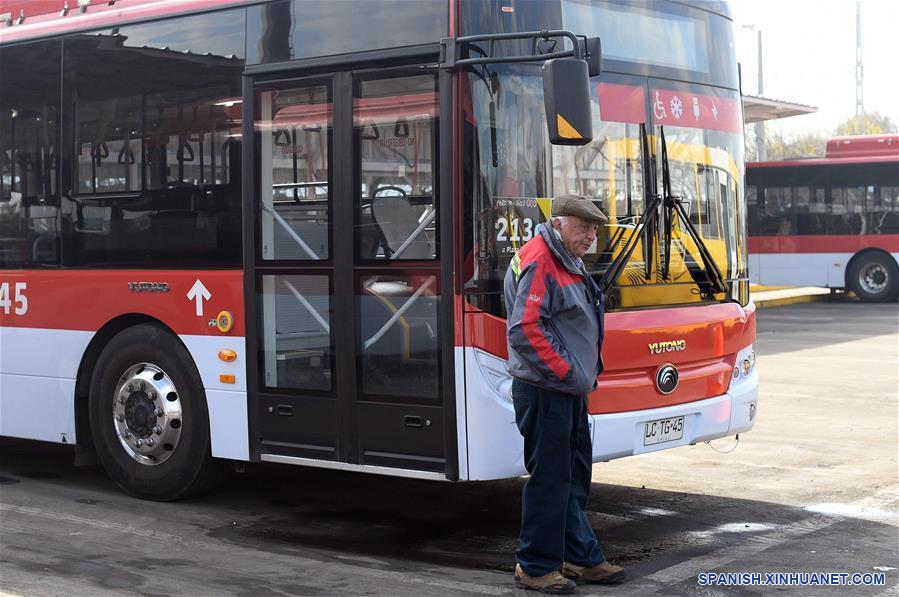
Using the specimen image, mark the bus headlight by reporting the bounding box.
[474,349,513,403]
[733,345,757,380]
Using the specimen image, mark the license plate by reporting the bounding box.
[643,416,685,446]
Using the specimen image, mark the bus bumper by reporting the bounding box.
[590,368,758,462]
[460,347,758,481]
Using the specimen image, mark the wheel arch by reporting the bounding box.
[74,314,194,452]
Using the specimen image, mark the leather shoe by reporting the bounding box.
[515,563,577,594]
[561,560,626,584]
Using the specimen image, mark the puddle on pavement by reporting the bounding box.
[221,506,521,571]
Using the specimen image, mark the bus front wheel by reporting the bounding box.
[88,323,218,501]
[848,252,899,302]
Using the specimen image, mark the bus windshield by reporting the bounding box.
[462,64,747,311]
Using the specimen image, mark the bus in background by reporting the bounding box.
[1,0,757,501]
[747,134,899,302]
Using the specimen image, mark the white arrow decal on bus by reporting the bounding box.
[187,279,211,316]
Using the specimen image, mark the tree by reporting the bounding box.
[834,112,897,136]
[759,131,827,161]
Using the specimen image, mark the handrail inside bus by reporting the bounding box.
[390,207,436,259]
[362,277,436,350]
[281,278,330,334]
[260,202,319,260]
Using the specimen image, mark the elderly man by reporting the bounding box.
[504,194,625,594]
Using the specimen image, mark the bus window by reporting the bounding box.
[61,10,244,267]
[257,84,331,261]
[799,186,825,235]
[0,40,61,267]
[74,96,142,194]
[760,187,792,236]
[356,74,437,261]
[143,87,240,191]
[829,186,865,235]
[869,185,899,234]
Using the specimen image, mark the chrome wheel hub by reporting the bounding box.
[112,363,182,466]
[858,263,888,294]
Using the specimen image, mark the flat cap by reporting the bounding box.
[550,194,608,224]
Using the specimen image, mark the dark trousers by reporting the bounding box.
[512,378,605,577]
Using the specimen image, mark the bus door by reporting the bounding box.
[249,66,446,475]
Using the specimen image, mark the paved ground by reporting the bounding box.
[1,297,897,596]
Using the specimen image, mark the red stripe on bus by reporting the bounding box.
[749,235,899,254]
[597,83,646,124]
[0,270,244,336]
[651,88,741,134]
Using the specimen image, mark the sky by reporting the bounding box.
[731,0,899,138]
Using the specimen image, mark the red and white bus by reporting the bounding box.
[747,134,899,302]
[0,0,757,500]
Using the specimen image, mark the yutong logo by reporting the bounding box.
[648,340,686,355]
[655,364,679,394]
[128,282,170,293]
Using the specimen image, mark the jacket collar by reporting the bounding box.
[537,222,583,276]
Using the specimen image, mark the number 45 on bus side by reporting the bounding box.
[0,282,28,315]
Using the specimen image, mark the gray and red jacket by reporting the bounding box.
[504,222,605,396]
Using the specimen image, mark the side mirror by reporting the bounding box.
[543,57,593,146]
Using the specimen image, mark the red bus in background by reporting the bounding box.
[1,0,757,500]
[747,134,899,302]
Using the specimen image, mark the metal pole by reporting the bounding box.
[755,29,766,161]
[856,0,864,116]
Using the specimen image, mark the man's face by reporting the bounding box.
[553,216,598,258]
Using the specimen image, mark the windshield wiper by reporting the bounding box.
[598,124,729,298]
[658,126,727,296]
[598,123,662,294]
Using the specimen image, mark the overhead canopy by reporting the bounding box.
[742,94,817,124]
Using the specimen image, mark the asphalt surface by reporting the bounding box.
[1,297,897,596]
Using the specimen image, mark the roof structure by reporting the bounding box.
[742,94,817,124]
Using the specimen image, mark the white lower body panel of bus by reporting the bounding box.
[0,326,249,461]
[750,251,899,288]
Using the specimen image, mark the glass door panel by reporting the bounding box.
[358,272,439,399]
[260,273,333,391]
[258,84,331,261]
[355,75,438,261]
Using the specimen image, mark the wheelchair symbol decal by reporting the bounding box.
[653,91,667,119]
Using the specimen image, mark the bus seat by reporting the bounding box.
[776,218,791,236]
[358,203,383,259]
[370,195,433,259]
[31,234,57,262]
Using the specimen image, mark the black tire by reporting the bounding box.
[848,252,899,303]
[89,323,219,500]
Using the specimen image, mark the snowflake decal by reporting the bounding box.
[670,96,683,119]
